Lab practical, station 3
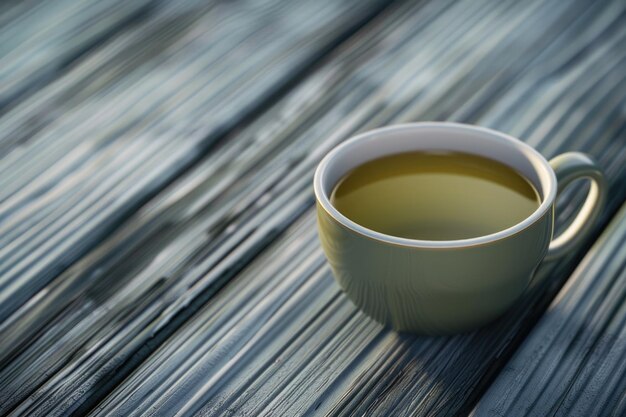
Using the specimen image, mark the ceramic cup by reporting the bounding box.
[314,122,606,334]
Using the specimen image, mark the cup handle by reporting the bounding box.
[546,152,606,260]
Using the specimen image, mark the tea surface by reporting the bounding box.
[330,151,540,240]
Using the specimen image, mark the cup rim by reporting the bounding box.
[313,122,557,248]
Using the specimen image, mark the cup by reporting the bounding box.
[314,122,606,334]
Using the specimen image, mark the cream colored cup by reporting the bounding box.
[314,122,606,334]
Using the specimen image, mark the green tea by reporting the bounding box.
[330,151,540,240]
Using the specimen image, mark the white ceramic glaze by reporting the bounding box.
[314,122,606,333]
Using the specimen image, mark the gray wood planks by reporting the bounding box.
[0,0,389,323]
[0,0,625,416]
[472,203,626,417]
[0,0,156,109]
[90,0,625,415]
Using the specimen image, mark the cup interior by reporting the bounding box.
[314,122,557,247]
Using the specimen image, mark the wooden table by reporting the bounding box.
[1,0,625,415]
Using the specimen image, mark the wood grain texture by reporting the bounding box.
[89,0,626,415]
[0,0,156,109]
[0,0,388,323]
[0,0,625,416]
[472,204,626,417]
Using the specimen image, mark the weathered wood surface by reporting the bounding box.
[0,0,388,322]
[0,0,625,416]
[472,204,626,417]
[0,0,155,109]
